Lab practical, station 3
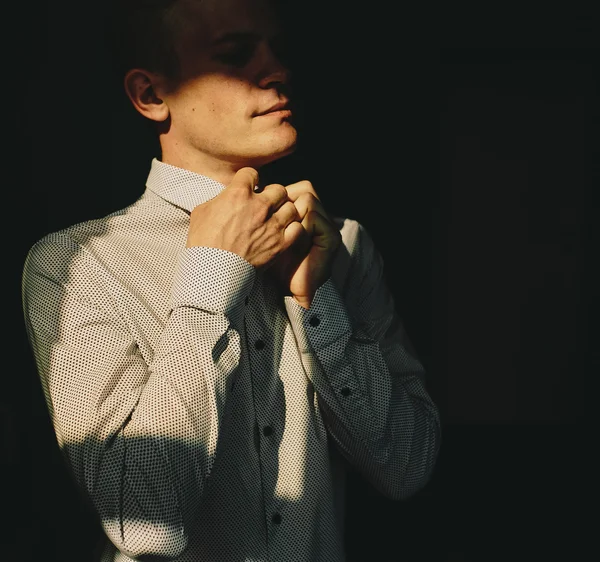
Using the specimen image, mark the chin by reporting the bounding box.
[262,143,297,167]
[252,128,298,167]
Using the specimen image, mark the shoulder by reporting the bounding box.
[330,216,382,288]
[332,215,379,261]
[22,228,100,298]
[23,191,169,274]
[23,204,133,281]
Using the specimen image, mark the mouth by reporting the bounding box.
[254,100,292,118]
[257,109,293,119]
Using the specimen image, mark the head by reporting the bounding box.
[108,0,297,184]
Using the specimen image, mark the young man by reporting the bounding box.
[21,0,441,560]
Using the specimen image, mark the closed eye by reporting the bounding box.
[213,41,258,68]
[211,32,261,68]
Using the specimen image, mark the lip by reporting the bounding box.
[257,108,293,119]
[255,100,291,117]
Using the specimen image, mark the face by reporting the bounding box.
[153,0,297,176]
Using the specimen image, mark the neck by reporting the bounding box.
[159,148,250,187]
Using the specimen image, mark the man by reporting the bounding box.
[21,0,441,560]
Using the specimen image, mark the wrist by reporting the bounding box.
[292,295,312,309]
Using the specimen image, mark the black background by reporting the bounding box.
[4,1,597,561]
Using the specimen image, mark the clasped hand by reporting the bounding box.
[186,167,342,308]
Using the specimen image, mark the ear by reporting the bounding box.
[123,69,170,122]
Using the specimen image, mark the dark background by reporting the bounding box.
[4,1,597,561]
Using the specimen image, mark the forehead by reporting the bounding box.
[175,0,280,47]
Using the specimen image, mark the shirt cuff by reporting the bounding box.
[284,278,352,353]
[170,247,255,320]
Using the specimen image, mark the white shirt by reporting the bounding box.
[21,158,441,561]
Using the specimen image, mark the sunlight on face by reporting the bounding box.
[158,0,297,175]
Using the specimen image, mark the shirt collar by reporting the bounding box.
[145,158,226,213]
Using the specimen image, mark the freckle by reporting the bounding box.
[192,107,195,111]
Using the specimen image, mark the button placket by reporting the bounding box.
[244,277,283,537]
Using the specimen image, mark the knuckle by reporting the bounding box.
[265,183,287,200]
[294,204,303,220]
[275,184,288,199]
[301,192,316,205]
[300,180,317,195]
[256,197,271,218]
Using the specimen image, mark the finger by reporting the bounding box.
[227,167,260,191]
[272,200,301,227]
[259,183,290,211]
[283,220,307,249]
[285,180,320,202]
[285,180,331,220]
[293,192,327,221]
[302,210,340,249]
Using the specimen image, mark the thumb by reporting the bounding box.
[226,167,259,192]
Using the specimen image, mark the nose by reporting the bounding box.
[257,41,291,89]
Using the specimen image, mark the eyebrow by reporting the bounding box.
[211,32,261,47]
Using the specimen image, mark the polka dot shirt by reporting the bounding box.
[21,158,441,561]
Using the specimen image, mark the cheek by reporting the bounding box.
[184,77,252,119]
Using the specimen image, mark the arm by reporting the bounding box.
[22,236,254,559]
[21,168,302,558]
[284,220,441,500]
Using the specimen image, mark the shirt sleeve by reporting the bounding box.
[284,220,441,501]
[21,235,254,559]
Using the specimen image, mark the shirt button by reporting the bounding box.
[272,512,282,524]
[255,339,265,350]
[262,425,273,437]
[340,387,352,397]
[309,316,320,327]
